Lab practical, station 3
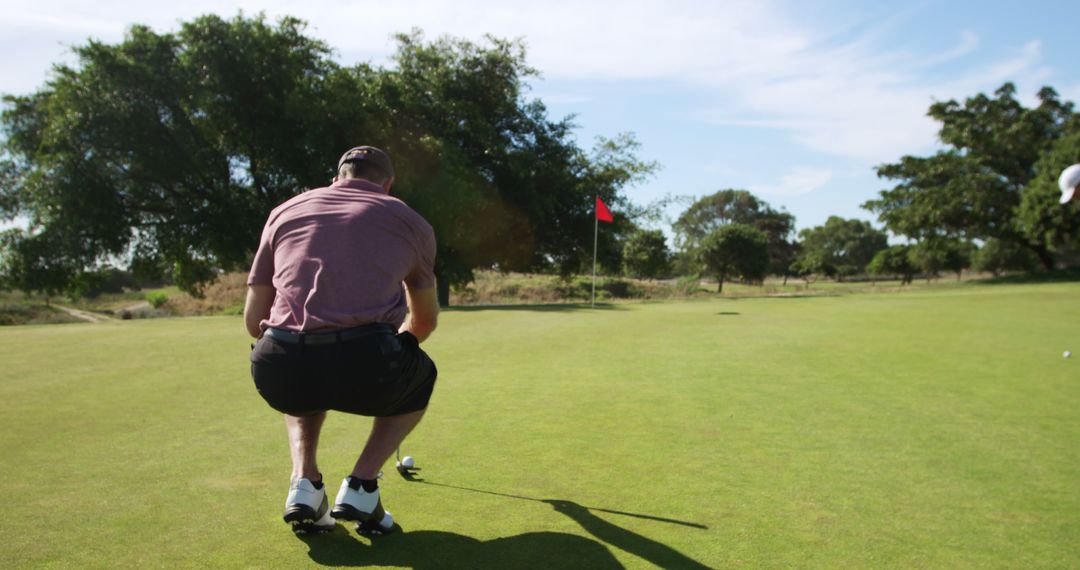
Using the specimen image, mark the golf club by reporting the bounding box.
[395,445,421,479]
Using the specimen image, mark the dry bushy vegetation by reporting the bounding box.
[141,270,946,317]
[0,301,83,326]
[162,272,248,316]
[158,271,702,316]
[450,271,698,305]
[10,268,1027,324]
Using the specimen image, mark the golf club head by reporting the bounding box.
[395,461,422,481]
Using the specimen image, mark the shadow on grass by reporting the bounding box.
[717,311,740,316]
[299,525,621,569]
[445,302,621,313]
[298,481,711,569]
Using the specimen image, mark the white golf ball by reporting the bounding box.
[400,456,415,468]
[1065,351,1072,359]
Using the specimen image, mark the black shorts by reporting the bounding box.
[250,327,437,417]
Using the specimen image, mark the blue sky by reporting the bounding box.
[1,0,1077,237]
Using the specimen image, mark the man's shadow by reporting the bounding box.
[298,482,711,569]
[299,524,621,569]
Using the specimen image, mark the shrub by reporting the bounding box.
[675,275,702,295]
[146,291,169,309]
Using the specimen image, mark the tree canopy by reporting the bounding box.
[1017,117,1080,259]
[699,224,768,292]
[867,245,916,285]
[864,83,1075,269]
[0,15,653,304]
[621,229,671,279]
[794,216,887,279]
[909,238,973,281]
[672,189,794,275]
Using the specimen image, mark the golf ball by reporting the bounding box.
[401,456,415,468]
[1065,351,1072,359]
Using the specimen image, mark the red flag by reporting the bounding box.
[595,196,614,223]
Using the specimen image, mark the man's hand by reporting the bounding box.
[400,282,439,342]
[244,284,275,338]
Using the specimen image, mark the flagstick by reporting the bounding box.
[591,212,598,308]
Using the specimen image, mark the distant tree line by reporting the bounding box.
[627,82,1079,288]
[1,13,1077,302]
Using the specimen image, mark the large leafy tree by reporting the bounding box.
[374,33,653,302]
[699,224,768,292]
[672,189,794,275]
[0,15,371,294]
[621,229,671,279]
[1017,117,1080,259]
[0,17,653,305]
[864,83,1074,269]
[909,238,973,281]
[867,245,916,285]
[794,216,887,279]
[971,238,1039,276]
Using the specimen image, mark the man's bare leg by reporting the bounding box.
[350,409,426,479]
[285,412,326,483]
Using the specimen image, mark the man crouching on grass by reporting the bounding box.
[244,146,439,535]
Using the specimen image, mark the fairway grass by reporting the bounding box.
[1,282,1077,568]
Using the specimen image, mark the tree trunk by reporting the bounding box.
[717,272,725,293]
[1032,244,1055,271]
[436,272,451,307]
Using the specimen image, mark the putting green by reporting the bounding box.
[1,281,1077,568]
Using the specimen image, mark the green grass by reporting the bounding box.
[1,283,1078,568]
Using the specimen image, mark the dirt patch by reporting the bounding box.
[52,305,113,323]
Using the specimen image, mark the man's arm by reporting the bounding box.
[400,281,439,343]
[244,284,276,339]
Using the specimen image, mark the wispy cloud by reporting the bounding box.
[0,0,1062,168]
[917,30,980,68]
[0,5,119,34]
[753,168,833,196]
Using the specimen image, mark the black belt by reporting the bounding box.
[264,323,396,345]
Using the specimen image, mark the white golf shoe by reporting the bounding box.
[331,476,395,535]
[283,478,336,534]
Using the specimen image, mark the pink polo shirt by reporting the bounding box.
[247,178,436,332]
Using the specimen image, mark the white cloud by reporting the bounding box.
[528,91,594,106]
[0,0,1061,166]
[753,168,833,196]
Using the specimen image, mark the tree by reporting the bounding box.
[699,224,768,292]
[864,83,1075,270]
[971,238,1039,276]
[795,217,888,280]
[672,189,794,276]
[865,152,1013,241]
[770,238,800,285]
[1018,117,1080,261]
[0,17,654,305]
[909,238,972,281]
[622,229,671,279]
[867,245,916,285]
[941,240,975,281]
[378,34,654,303]
[0,15,359,295]
[790,246,830,286]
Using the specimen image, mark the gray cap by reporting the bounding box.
[337,146,395,178]
[1059,163,1080,204]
